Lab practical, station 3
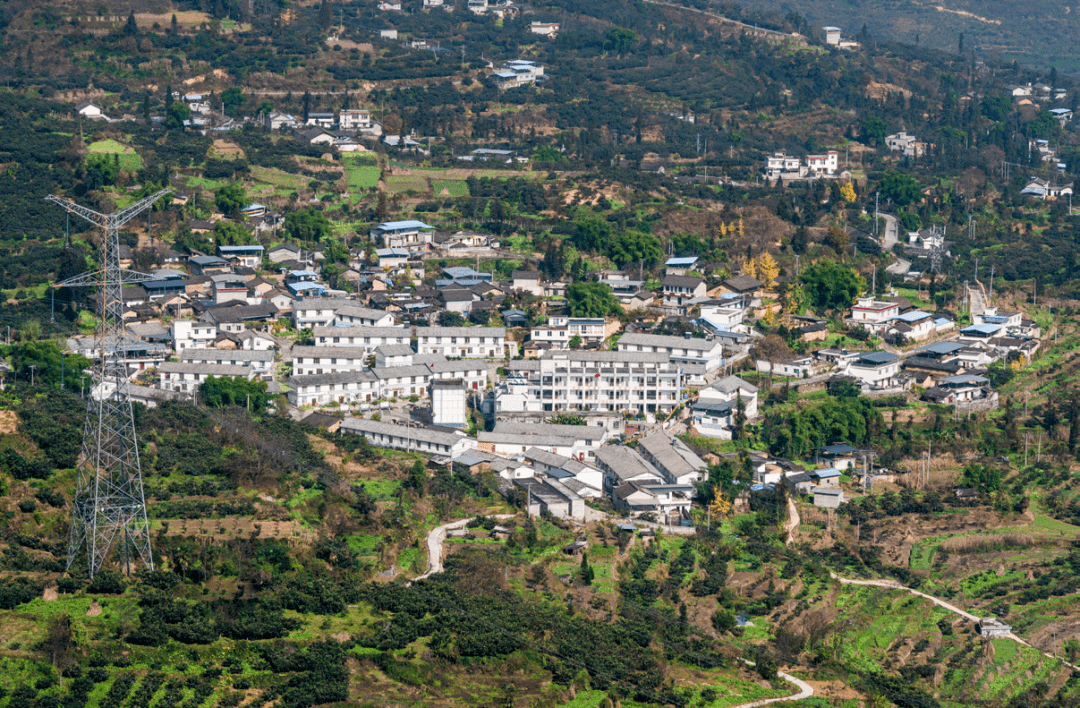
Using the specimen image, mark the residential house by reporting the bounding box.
[339,109,373,131]
[210,274,249,304]
[188,255,230,276]
[516,477,585,521]
[339,418,475,457]
[664,256,699,276]
[522,448,604,497]
[180,348,275,376]
[594,445,665,491]
[268,243,303,264]
[849,296,900,326]
[885,132,925,158]
[843,351,901,388]
[813,487,844,509]
[291,346,369,375]
[169,320,217,351]
[312,325,408,353]
[491,60,544,89]
[529,21,559,38]
[531,316,617,348]
[265,110,299,131]
[511,270,544,297]
[720,275,763,297]
[203,302,280,333]
[636,431,707,485]
[217,245,264,269]
[370,220,435,250]
[76,101,104,118]
[158,362,254,394]
[662,275,707,313]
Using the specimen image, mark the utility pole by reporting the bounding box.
[875,192,880,236]
[988,265,995,303]
[1024,433,1030,467]
[29,364,37,387]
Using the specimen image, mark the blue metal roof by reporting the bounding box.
[665,256,699,266]
[821,443,857,455]
[289,269,320,278]
[961,323,1001,335]
[895,310,932,323]
[918,341,965,355]
[374,220,433,231]
[218,245,264,253]
[288,282,326,292]
[376,248,410,258]
[813,468,842,478]
[546,468,575,480]
[858,351,898,364]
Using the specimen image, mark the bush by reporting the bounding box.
[87,569,126,594]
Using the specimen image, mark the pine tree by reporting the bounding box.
[125,10,139,37]
[171,14,178,32]
[302,91,312,121]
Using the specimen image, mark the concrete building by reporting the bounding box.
[636,431,707,485]
[158,362,254,394]
[339,417,475,457]
[170,320,217,351]
[515,477,584,521]
[618,332,725,371]
[594,445,665,491]
[530,317,616,348]
[291,346,370,375]
[288,371,377,407]
[369,220,435,250]
[430,378,468,428]
[416,326,507,359]
[313,325,408,352]
[813,487,844,509]
[179,348,274,376]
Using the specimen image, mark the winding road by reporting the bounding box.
[416,514,515,580]
[734,660,814,708]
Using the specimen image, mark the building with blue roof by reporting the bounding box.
[369,220,434,250]
[142,279,187,299]
[843,350,901,388]
[217,244,264,268]
[442,266,493,283]
[918,340,966,357]
[665,256,699,275]
[287,281,328,297]
[959,323,1001,339]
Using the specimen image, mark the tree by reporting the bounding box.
[221,87,244,117]
[568,334,583,350]
[824,226,849,256]
[567,282,623,318]
[839,182,857,204]
[213,220,253,246]
[215,182,248,215]
[571,212,611,252]
[757,252,779,287]
[199,376,271,411]
[709,494,732,524]
[438,311,465,327]
[790,225,809,254]
[165,101,190,130]
[878,172,922,207]
[124,10,139,37]
[799,261,865,312]
[44,613,76,687]
[607,231,662,269]
[284,207,333,243]
[859,115,888,145]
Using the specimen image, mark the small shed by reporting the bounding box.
[562,539,588,556]
[491,525,512,539]
[813,487,844,509]
[977,618,1012,638]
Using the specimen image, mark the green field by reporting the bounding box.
[386,176,428,194]
[432,180,470,197]
[343,153,380,191]
[86,139,143,171]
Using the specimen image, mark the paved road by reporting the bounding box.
[417,514,516,580]
[784,497,800,546]
[735,660,814,708]
[880,213,899,250]
[969,281,989,317]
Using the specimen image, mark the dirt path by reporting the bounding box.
[735,659,814,707]
[830,573,1080,671]
[417,514,516,580]
[784,498,800,546]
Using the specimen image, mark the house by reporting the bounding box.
[516,478,585,521]
[491,60,544,90]
[886,310,936,342]
[217,244,264,269]
[813,487,844,509]
[502,309,529,328]
[720,275,763,297]
[203,302,281,333]
[522,448,604,497]
[292,346,370,375]
[922,374,999,412]
[180,348,275,376]
[636,431,707,485]
[978,618,1012,638]
[1021,178,1073,200]
[170,320,217,351]
[764,152,802,179]
[594,445,664,491]
[158,362,255,394]
[268,243,303,264]
[664,256,699,276]
[818,443,858,471]
[377,0,402,10]
[529,21,559,38]
[1049,108,1073,125]
[339,109,373,131]
[756,355,821,378]
[662,275,707,313]
[511,270,544,297]
[333,304,398,328]
[810,467,842,488]
[532,316,617,348]
[339,418,475,457]
[76,101,104,118]
[312,325,408,352]
[806,151,839,175]
[850,296,900,325]
[210,274,249,304]
[613,481,693,522]
[843,351,901,387]
[288,371,377,407]
[379,28,398,39]
[885,132,925,158]
[188,255,230,276]
[265,110,299,131]
[430,379,468,428]
[478,423,607,461]
[370,220,435,250]
[823,26,841,45]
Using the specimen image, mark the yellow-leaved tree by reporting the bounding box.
[840,181,857,203]
[709,494,732,523]
[742,257,758,278]
[737,217,745,236]
[761,298,777,325]
[757,252,779,287]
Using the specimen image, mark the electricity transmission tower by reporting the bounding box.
[48,189,171,579]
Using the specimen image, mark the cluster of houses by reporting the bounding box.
[762,150,850,183]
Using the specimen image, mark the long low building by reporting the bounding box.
[617,332,726,371]
[416,326,508,359]
[289,371,377,407]
[292,346,370,375]
[287,357,487,407]
[312,326,409,351]
[180,348,275,375]
[338,417,475,456]
[158,362,255,393]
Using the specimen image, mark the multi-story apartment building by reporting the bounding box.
[291,346,370,376]
[617,332,725,371]
[529,317,617,348]
[170,320,217,351]
[311,326,408,352]
[179,349,275,376]
[158,362,254,393]
[497,351,683,415]
[416,326,507,359]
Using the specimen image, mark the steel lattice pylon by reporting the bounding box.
[49,190,171,579]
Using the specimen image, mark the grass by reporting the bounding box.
[386,176,428,194]
[360,479,401,500]
[86,139,143,171]
[342,154,380,191]
[432,180,469,197]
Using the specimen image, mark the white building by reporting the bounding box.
[333,305,398,328]
[661,275,707,313]
[369,220,435,250]
[313,326,409,353]
[291,346,370,376]
[843,351,901,387]
[529,22,559,38]
[636,431,707,485]
[492,60,545,89]
[416,326,507,359]
[339,109,373,131]
[478,422,609,461]
[885,132,924,158]
[850,296,901,324]
[339,417,475,457]
[289,371,377,407]
[618,332,725,371]
[170,320,217,351]
[497,351,683,416]
[430,378,468,428]
[180,349,275,376]
[691,375,759,439]
[530,317,614,348]
[158,362,254,393]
